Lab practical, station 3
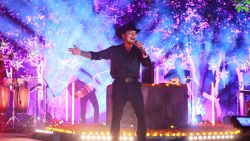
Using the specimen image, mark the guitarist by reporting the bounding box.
[67,79,99,124]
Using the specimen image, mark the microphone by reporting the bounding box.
[134,40,147,56]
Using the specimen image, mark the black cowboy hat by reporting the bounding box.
[115,22,141,39]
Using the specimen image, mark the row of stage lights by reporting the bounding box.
[34,127,240,141]
[81,136,134,141]
[79,135,235,141]
[188,135,234,140]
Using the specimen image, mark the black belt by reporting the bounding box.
[116,77,137,83]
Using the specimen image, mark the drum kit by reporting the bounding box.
[0,54,39,131]
[0,77,33,129]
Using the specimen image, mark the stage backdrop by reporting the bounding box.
[106,83,188,129]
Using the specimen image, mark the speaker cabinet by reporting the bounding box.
[245,101,250,116]
[141,62,155,83]
[106,83,188,129]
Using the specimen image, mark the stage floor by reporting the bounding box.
[32,122,246,141]
[0,133,43,141]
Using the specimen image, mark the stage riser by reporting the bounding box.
[32,132,247,141]
[106,84,188,129]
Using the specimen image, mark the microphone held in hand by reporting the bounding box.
[134,40,147,56]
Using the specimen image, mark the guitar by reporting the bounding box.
[29,83,42,92]
[74,84,94,99]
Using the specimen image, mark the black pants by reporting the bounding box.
[80,91,99,124]
[111,80,146,141]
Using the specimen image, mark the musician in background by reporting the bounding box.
[0,53,7,114]
[0,53,7,85]
[201,52,223,122]
[217,62,239,118]
[67,78,99,124]
[240,67,250,116]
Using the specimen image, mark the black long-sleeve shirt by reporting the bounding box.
[90,44,151,79]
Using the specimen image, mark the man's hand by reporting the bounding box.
[68,45,81,55]
[134,40,148,58]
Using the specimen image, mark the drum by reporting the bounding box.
[4,77,26,86]
[3,77,12,86]
[0,86,10,113]
[14,84,29,113]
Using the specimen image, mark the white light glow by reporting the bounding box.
[72,82,75,125]
[66,89,68,121]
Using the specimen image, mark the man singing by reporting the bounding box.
[68,22,151,141]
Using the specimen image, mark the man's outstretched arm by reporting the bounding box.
[68,45,92,59]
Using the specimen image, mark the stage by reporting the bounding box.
[31,122,246,141]
[1,0,250,141]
